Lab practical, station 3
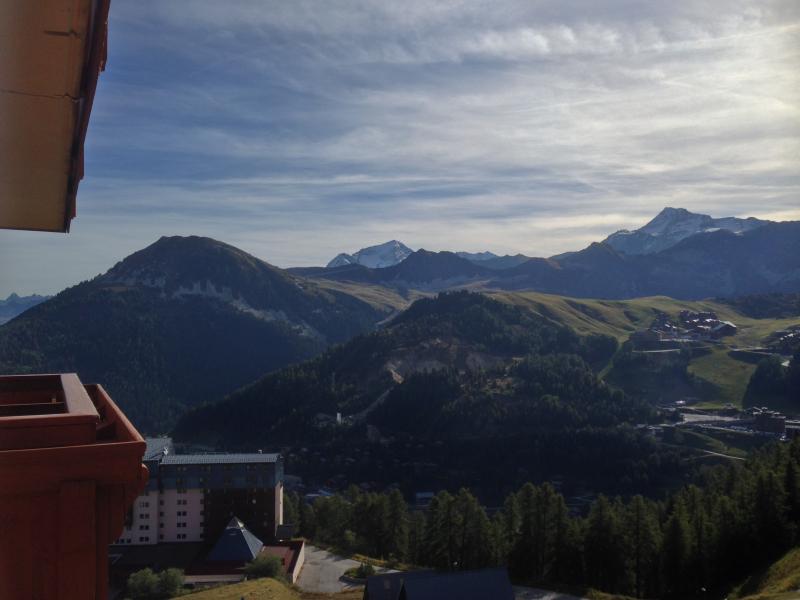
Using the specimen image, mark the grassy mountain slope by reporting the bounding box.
[732,546,800,600]
[491,291,800,408]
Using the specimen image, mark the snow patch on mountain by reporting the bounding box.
[326,240,413,268]
[604,207,770,255]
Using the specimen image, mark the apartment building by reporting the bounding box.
[114,438,284,546]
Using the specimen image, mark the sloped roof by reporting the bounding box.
[206,517,264,562]
[398,568,514,600]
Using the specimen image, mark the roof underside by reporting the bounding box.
[0,0,110,233]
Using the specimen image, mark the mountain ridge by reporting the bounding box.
[603,207,771,255]
[326,239,413,268]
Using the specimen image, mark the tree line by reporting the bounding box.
[285,437,800,598]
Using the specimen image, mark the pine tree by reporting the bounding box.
[625,495,661,598]
[386,489,410,561]
[785,459,800,543]
[452,488,493,570]
[661,497,692,597]
[424,491,456,570]
[584,495,627,593]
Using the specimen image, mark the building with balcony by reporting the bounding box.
[0,374,147,599]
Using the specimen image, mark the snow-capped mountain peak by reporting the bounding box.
[604,207,770,255]
[326,240,413,269]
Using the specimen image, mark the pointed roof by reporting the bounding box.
[206,517,264,562]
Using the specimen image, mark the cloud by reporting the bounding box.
[1,0,798,296]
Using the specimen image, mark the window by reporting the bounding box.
[159,511,164,517]
[140,501,149,508]
[159,534,164,540]
[177,533,187,540]
[139,536,149,543]
[139,513,149,519]
[177,522,187,528]
[139,524,149,531]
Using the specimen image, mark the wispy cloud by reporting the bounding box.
[1,0,798,296]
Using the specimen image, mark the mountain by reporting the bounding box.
[457,251,531,270]
[604,207,770,255]
[301,218,800,300]
[456,250,499,263]
[175,292,632,444]
[0,293,50,325]
[0,236,389,431]
[313,249,493,290]
[326,240,413,268]
[173,292,635,449]
[502,222,800,298]
[173,292,677,496]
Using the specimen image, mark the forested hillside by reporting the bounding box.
[174,293,703,498]
[174,291,637,444]
[290,437,800,599]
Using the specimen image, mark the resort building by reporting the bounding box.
[114,438,284,547]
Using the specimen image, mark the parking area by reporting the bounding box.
[295,546,364,594]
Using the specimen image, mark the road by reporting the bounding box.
[296,546,590,598]
[295,546,364,593]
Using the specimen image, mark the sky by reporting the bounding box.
[1,0,799,297]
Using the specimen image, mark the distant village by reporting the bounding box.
[632,309,737,347]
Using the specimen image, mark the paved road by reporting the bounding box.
[296,546,363,593]
[295,547,588,598]
[514,586,588,600]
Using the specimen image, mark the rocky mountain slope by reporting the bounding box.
[327,240,413,268]
[604,207,770,255]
